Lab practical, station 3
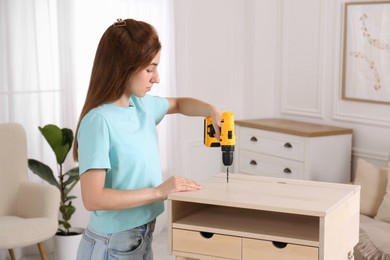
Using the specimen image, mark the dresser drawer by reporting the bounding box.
[172,229,241,259]
[239,127,305,161]
[238,150,304,179]
[243,238,318,260]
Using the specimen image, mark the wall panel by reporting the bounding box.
[280,0,323,118]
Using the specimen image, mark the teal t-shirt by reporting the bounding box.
[77,95,169,233]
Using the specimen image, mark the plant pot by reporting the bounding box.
[53,227,84,260]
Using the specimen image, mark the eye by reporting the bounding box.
[146,68,154,73]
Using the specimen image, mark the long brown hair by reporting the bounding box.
[73,19,161,161]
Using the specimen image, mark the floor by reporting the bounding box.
[3,229,175,260]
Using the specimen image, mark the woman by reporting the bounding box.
[73,18,222,259]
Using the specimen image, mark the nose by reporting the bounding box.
[152,70,160,84]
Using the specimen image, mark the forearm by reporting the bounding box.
[80,170,163,211]
[80,170,201,211]
[84,187,162,211]
[167,97,220,117]
[167,97,222,139]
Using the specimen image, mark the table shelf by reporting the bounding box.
[172,203,319,246]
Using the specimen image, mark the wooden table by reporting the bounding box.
[168,173,360,260]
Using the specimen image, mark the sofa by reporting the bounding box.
[353,158,390,260]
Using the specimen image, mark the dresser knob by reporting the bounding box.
[283,168,292,174]
[250,160,257,166]
[250,136,258,142]
[284,142,292,148]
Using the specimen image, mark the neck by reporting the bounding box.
[113,95,130,107]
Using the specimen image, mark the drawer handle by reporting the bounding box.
[200,232,214,239]
[250,136,258,142]
[250,160,257,166]
[284,142,292,149]
[283,168,292,174]
[272,241,288,249]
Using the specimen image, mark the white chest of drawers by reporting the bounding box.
[234,118,353,183]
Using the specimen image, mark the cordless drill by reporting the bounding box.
[204,112,236,183]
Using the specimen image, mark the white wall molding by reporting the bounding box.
[352,147,389,162]
[183,139,201,179]
[183,139,221,181]
[174,1,189,97]
[333,106,390,127]
[279,0,324,119]
[281,107,323,118]
[227,0,245,113]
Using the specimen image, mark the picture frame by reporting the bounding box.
[341,1,390,105]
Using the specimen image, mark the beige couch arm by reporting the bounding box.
[15,181,60,219]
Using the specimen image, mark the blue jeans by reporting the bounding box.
[76,219,156,260]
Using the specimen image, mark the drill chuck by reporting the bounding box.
[222,146,234,166]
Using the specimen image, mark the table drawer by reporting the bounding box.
[238,150,304,179]
[239,127,305,161]
[172,229,241,259]
[243,238,318,260]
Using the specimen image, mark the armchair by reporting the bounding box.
[0,123,60,260]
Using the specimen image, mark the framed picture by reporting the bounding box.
[342,1,390,104]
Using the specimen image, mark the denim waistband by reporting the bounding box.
[84,219,156,243]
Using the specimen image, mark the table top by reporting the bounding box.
[235,118,353,137]
[168,173,360,217]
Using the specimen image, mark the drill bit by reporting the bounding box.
[226,166,229,183]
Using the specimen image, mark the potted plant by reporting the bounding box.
[28,124,82,260]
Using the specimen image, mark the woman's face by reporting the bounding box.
[127,52,160,97]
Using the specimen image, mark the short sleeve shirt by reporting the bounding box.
[77,95,169,233]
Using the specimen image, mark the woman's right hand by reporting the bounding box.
[156,176,202,200]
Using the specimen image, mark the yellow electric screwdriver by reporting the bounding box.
[204,112,236,182]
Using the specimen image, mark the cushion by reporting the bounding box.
[353,159,388,217]
[376,169,390,223]
[0,216,57,248]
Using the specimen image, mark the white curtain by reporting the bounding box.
[0,0,176,251]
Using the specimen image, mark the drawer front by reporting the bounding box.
[172,229,241,259]
[238,150,304,179]
[239,127,305,161]
[243,238,318,260]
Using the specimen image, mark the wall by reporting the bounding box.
[174,0,244,181]
[267,0,390,174]
[173,0,277,182]
[173,0,390,183]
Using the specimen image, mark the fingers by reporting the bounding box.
[171,176,202,192]
[213,124,221,141]
[210,107,222,140]
[157,176,202,201]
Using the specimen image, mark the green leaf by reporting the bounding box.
[64,174,79,186]
[64,195,77,202]
[66,167,79,176]
[63,222,71,229]
[61,204,76,221]
[28,159,60,189]
[39,125,74,164]
[53,144,70,165]
[63,167,80,195]
[63,167,80,186]
[62,128,74,148]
